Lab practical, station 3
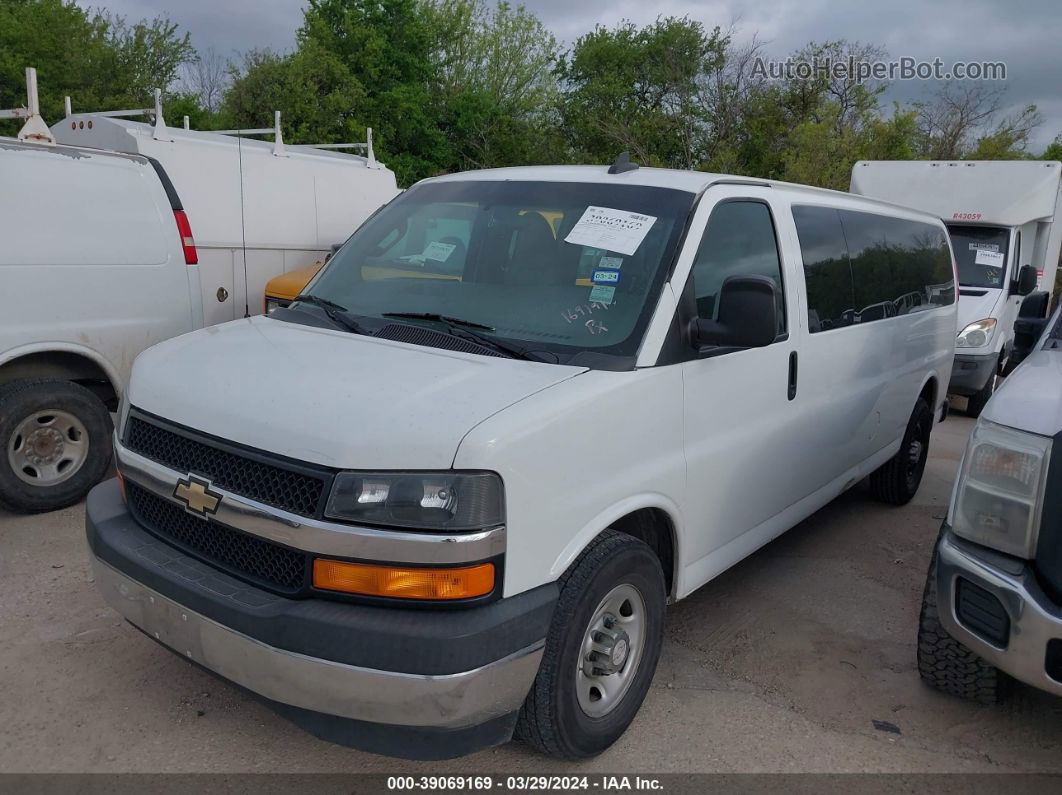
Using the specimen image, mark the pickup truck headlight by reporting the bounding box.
[265,297,288,314]
[325,471,504,531]
[956,318,997,348]
[950,420,1052,558]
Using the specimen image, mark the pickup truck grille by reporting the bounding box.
[127,482,307,593]
[124,412,329,518]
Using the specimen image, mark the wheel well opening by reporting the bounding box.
[0,352,118,410]
[919,378,937,411]
[610,509,676,596]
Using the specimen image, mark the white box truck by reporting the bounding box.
[52,99,400,326]
[851,160,1062,416]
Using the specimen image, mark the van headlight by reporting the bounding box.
[325,471,504,531]
[956,318,997,348]
[950,420,1052,558]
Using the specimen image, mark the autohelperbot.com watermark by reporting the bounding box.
[752,55,1007,83]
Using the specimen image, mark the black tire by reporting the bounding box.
[869,396,932,506]
[515,531,666,759]
[965,374,995,418]
[0,379,113,513]
[916,545,1003,704]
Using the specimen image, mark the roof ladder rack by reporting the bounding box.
[64,88,172,141]
[302,128,377,167]
[1,67,55,144]
[212,110,287,156]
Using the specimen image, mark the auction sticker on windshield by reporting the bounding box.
[975,249,1004,266]
[564,206,657,256]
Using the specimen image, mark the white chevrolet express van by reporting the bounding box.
[0,137,202,512]
[86,164,958,759]
[918,304,1062,702]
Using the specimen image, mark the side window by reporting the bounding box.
[792,206,854,333]
[691,201,786,335]
[841,211,955,322]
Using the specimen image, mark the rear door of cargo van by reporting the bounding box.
[0,145,197,389]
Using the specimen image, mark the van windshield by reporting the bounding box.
[946,225,1010,289]
[301,180,694,362]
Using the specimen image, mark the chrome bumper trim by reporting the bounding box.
[936,532,1062,697]
[92,557,541,728]
[114,438,506,565]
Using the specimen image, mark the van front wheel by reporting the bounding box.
[0,380,113,513]
[870,397,932,506]
[515,532,666,759]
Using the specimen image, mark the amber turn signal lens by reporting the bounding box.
[312,559,495,600]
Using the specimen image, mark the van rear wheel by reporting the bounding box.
[0,380,113,513]
[515,531,666,759]
[869,397,932,506]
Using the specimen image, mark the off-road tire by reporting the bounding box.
[916,546,1004,704]
[515,531,666,759]
[0,379,113,513]
[870,397,932,506]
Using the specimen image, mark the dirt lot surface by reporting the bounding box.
[2,413,1061,774]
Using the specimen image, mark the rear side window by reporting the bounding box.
[793,205,955,333]
[691,200,786,335]
[841,211,955,320]
[792,206,854,333]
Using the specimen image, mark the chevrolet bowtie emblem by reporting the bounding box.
[173,475,221,517]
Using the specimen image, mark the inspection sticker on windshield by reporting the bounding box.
[592,269,621,285]
[589,285,616,305]
[564,207,657,256]
[599,256,623,269]
[422,241,457,262]
[975,249,1004,266]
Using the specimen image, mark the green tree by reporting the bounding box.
[1,0,193,134]
[557,17,726,168]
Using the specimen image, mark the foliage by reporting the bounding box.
[0,0,193,134]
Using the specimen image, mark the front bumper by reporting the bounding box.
[948,353,997,396]
[936,530,1062,697]
[86,480,556,759]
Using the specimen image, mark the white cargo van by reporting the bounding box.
[53,104,400,326]
[86,162,957,759]
[851,160,1062,416]
[0,75,203,512]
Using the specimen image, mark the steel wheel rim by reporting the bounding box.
[7,409,89,487]
[575,583,646,718]
[906,415,929,490]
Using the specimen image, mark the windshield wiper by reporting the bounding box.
[382,312,546,361]
[383,312,495,331]
[292,294,371,335]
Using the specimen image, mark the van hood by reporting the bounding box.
[957,288,1004,343]
[126,315,586,469]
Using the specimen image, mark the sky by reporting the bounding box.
[91,0,1062,152]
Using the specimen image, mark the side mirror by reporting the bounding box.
[1016,264,1038,296]
[692,276,779,349]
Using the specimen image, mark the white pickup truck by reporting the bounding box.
[851,160,1062,416]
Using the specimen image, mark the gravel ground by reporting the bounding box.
[2,413,1061,774]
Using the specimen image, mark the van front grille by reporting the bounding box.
[127,482,307,593]
[124,413,328,518]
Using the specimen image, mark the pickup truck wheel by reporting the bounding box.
[916,546,1003,704]
[965,373,995,418]
[515,531,666,759]
[869,397,932,506]
[0,380,113,513]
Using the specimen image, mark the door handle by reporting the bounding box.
[787,351,798,401]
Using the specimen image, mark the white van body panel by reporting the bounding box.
[851,161,1062,364]
[0,139,198,394]
[119,165,957,602]
[126,316,586,470]
[53,117,400,325]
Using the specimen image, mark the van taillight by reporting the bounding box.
[173,210,198,265]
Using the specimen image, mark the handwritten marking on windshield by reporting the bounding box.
[561,301,610,324]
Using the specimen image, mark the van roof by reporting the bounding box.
[0,134,150,166]
[423,165,947,224]
[851,160,1062,227]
